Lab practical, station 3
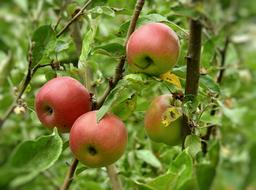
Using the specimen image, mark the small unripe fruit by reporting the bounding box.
[126,23,180,76]
[35,76,91,133]
[144,94,182,146]
[70,111,128,168]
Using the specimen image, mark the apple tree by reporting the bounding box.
[0,0,256,190]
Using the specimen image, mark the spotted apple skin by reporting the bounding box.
[144,94,181,146]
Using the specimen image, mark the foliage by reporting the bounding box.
[0,0,256,189]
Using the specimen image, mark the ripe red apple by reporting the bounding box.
[126,22,180,76]
[35,76,91,133]
[144,94,182,146]
[70,111,128,168]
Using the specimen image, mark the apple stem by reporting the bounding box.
[181,0,203,148]
[60,158,79,190]
[106,165,123,190]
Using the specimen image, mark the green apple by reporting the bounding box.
[126,23,180,76]
[69,111,128,168]
[144,94,182,146]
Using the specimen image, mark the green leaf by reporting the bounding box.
[111,94,137,120]
[136,150,162,169]
[169,150,193,189]
[184,135,201,157]
[79,19,98,68]
[196,163,216,190]
[93,39,125,56]
[200,112,221,126]
[31,25,56,66]
[200,75,220,93]
[79,29,94,67]
[0,129,63,188]
[55,40,70,53]
[133,180,156,190]
[119,14,186,37]
[96,83,136,122]
[201,38,217,67]
[207,140,220,167]
[96,74,152,122]
[9,128,62,171]
[171,3,202,18]
[119,14,163,35]
[147,172,178,190]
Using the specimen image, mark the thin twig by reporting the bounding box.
[56,0,92,38]
[106,165,123,190]
[217,38,230,84]
[0,57,53,129]
[0,44,38,128]
[182,0,203,148]
[60,159,79,190]
[201,37,229,154]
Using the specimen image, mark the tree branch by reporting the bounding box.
[97,0,145,109]
[182,0,203,147]
[96,1,145,190]
[106,165,123,190]
[60,159,79,190]
[217,37,229,84]
[0,43,52,128]
[56,0,92,38]
[201,37,229,154]
[0,56,56,129]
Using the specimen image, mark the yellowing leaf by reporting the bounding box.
[161,107,182,127]
[160,72,182,89]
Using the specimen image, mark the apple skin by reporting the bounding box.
[144,94,181,146]
[69,111,128,168]
[126,23,180,76]
[35,76,92,133]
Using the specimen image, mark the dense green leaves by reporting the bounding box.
[0,0,256,189]
[137,151,193,190]
[96,73,152,122]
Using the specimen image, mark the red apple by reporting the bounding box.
[35,76,91,133]
[144,94,182,146]
[70,111,128,168]
[126,22,180,76]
